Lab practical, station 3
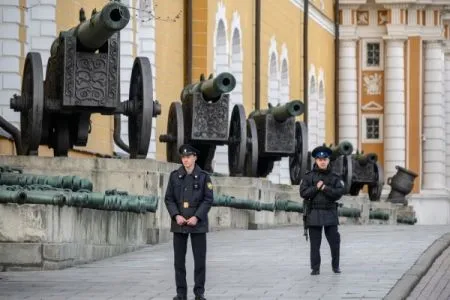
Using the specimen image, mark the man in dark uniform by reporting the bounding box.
[164,144,213,300]
[300,145,345,275]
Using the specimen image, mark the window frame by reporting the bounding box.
[362,39,384,71]
[361,114,383,143]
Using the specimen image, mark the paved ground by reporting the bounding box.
[407,245,450,300]
[0,225,449,300]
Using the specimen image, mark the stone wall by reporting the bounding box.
[0,155,400,270]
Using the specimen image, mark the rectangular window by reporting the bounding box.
[366,118,380,139]
[366,43,380,67]
[362,114,383,143]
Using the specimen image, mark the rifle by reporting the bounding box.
[303,199,310,241]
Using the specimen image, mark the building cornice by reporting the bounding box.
[290,0,335,36]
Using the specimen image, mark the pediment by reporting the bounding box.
[361,101,383,111]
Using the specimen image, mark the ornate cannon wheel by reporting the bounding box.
[244,118,258,177]
[368,162,384,201]
[128,57,153,159]
[161,102,184,163]
[228,104,247,176]
[19,52,44,155]
[343,155,353,194]
[289,121,309,184]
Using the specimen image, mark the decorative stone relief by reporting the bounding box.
[378,10,389,25]
[363,73,383,95]
[357,11,369,25]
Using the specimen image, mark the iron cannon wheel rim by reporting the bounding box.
[368,162,384,201]
[128,57,153,159]
[244,118,258,177]
[228,104,246,176]
[20,52,44,155]
[289,121,308,185]
[165,102,184,163]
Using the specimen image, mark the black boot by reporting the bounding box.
[195,295,206,300]
[173,296,187,300]
[310,269,320,275]
[333,268,341,274]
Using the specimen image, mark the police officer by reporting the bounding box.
[300,145,345,275]
[164,144,213,300]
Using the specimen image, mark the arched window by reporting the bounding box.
[277,44,290,184]
[230,28,243,105]
[280,59,289,104]
[214,20,228,74]
[318,79,326,146]
[308,66,318,150]
[213,3,229,174]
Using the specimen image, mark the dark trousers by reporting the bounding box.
[308,225,340,271]
[173,232,207,297]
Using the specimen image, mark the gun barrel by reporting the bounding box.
[331,141,353,158]
[181,72,236,103]
[51,1,130,55]
[271,100,304,122]
[249,100,305,122]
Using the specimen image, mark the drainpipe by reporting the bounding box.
[255,0,261,110]
[303,0,309,125]
[185,0,193,85]
[0,116,23,155]
[334,0,340,144]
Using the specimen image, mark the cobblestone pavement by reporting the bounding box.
[407,245,450,300]
[0,225,449,300]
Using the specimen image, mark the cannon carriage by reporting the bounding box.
[10,1,161,158]
[159,73,245,173]
[325,143,384,201]
[230,100,309,184]
[347,151,384,201]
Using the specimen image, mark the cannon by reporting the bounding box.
[234,100,308,183]
[347,151,384,201]
[159,73,243,173]
[10,1,161,158]
[326,141,354,194]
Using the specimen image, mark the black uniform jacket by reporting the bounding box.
[300,165,345,227]
[164,164,213,233]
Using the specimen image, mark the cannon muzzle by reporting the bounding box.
[330,141,353,160]
[51,1,130,55]
[181,72,236,103]
[249,100,305,122]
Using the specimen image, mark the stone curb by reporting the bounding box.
[384,232,450,300]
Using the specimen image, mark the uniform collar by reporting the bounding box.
[177,164,201,179]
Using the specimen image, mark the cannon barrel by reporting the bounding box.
[0,171,93,192]
[330,141,353,159]
[249,100,305,122]
[181,72,236,103]
[51,1,130,55]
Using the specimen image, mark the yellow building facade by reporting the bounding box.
[0,0,336,184]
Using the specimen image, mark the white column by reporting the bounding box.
[26,0,57,74]
[338,39,358,147]
[384,39,406,180]
[137,0,157,159]
[423,41,446,190]
[0,0,21,128]
[445,52,450,188]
